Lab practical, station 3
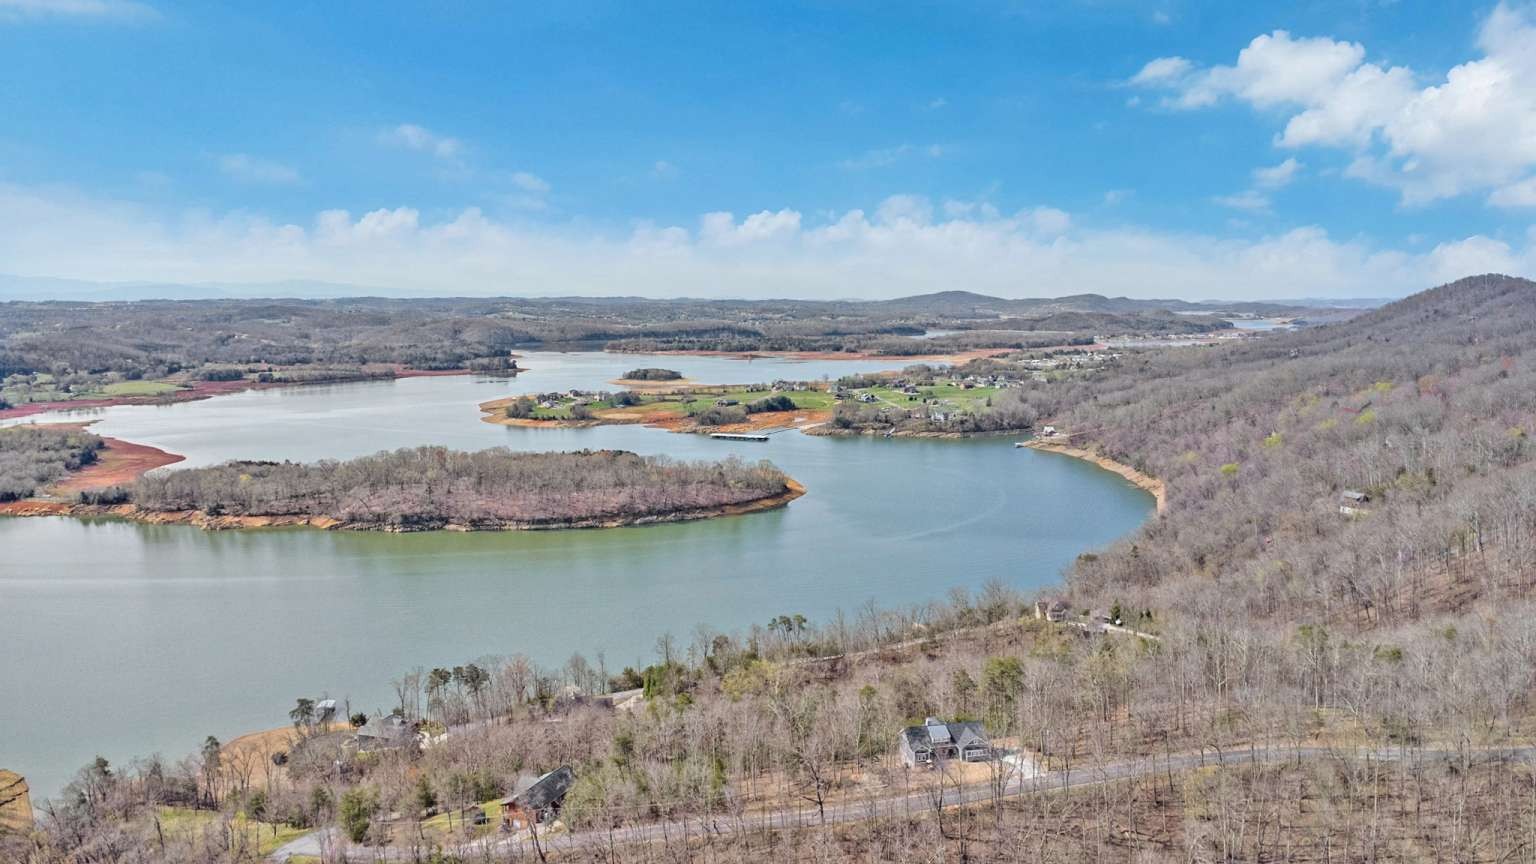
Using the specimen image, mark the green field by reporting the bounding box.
[527,387,834,420]
[101,380,187,397]
[517,382,997,423]
[156,807,308,855]
[852,383,1000,414]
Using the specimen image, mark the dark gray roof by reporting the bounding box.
[504,766,574,810]
[355,714,413,744]
[902,719,989,752]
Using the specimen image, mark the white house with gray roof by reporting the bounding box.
[899,717,992,768]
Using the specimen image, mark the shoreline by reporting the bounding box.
[1022,439,1166,514]
[802,425,1028,440]
[51,428,185,492]
[477,395,832,435]
[0,366,484,422]
[616,347,1015,364]
[0,478,807,532]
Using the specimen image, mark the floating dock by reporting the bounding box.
[709,432,769,442]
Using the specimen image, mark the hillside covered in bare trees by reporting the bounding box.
[12,277,1536,864]
[125,448,795,530]
[0,425,103,501]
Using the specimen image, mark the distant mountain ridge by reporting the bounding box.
[0,273,1369,314]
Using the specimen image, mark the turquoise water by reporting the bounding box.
[0,352,1153,797]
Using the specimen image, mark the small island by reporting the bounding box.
[621,367,683,381]
[0,429,802,531]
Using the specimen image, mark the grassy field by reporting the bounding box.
[416,798,507,841]
[100,380,187,397]
[156,807,309,856]
[855,383,1000,413]
[527,387,835,420]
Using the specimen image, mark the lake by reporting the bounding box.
[0,351,1154,798]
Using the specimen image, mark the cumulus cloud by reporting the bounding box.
[1214,159,1304,213]
[1130,4,1536,206]
[1253,158,1302,189]
[510,171,550,194]
[0,182,1521,301]
[380,123,463,160]
[217,153,301,185]
[1213,190,1271,212]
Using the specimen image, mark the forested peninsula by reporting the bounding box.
[2,445,801,531]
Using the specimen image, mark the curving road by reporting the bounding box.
[271,743,1535,861]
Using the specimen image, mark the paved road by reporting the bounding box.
[272,744,1535,861]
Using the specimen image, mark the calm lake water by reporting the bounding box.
[0,352,1153,798]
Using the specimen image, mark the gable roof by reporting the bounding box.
[902,718,989,752]
[503,765,574,811]
[355,714,413,743]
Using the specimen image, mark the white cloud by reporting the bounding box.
[380,123,463,160]
[510,171,550,194]
[217,154,301,185]
[1130,56,1192,87]
[925,97,948,110]
[651,160,679,180]
[0,182,1521,301]
[1131,4,1536,206]
[1213,190,1271,212]
[840,144,943,171]
[1253,157,1302,189]
[0,0,156,20]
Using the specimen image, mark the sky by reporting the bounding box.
[2,0,1536,300]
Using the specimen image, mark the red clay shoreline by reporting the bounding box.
[0,367,479,421]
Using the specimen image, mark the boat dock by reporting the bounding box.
[709,432,770,442]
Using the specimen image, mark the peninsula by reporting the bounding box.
[0,438,802,531]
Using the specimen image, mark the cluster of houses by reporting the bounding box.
[529,389,606,410]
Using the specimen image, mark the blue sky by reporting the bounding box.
[1,0,1533,299]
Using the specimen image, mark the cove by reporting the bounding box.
[0,352,1154,798]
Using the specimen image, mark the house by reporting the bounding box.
[1034,598,1069,622]
[351,714,416,753]
[1339,489,1371,516]
[314,699,338,725]
[899,718,992,768]
[499,766,575,830]
[1041,425,1057,437]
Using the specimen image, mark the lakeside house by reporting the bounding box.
[499,765,575,830]
[1034,598,1070,622]
[351,714,416,754]
[900,717,992,768]
[314,699,338,725]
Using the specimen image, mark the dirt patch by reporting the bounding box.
[1023,439,1166,514]
[608,377,696,391]
[47,432,184,494]
[218,723,346,790]
[708,409,832,433]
